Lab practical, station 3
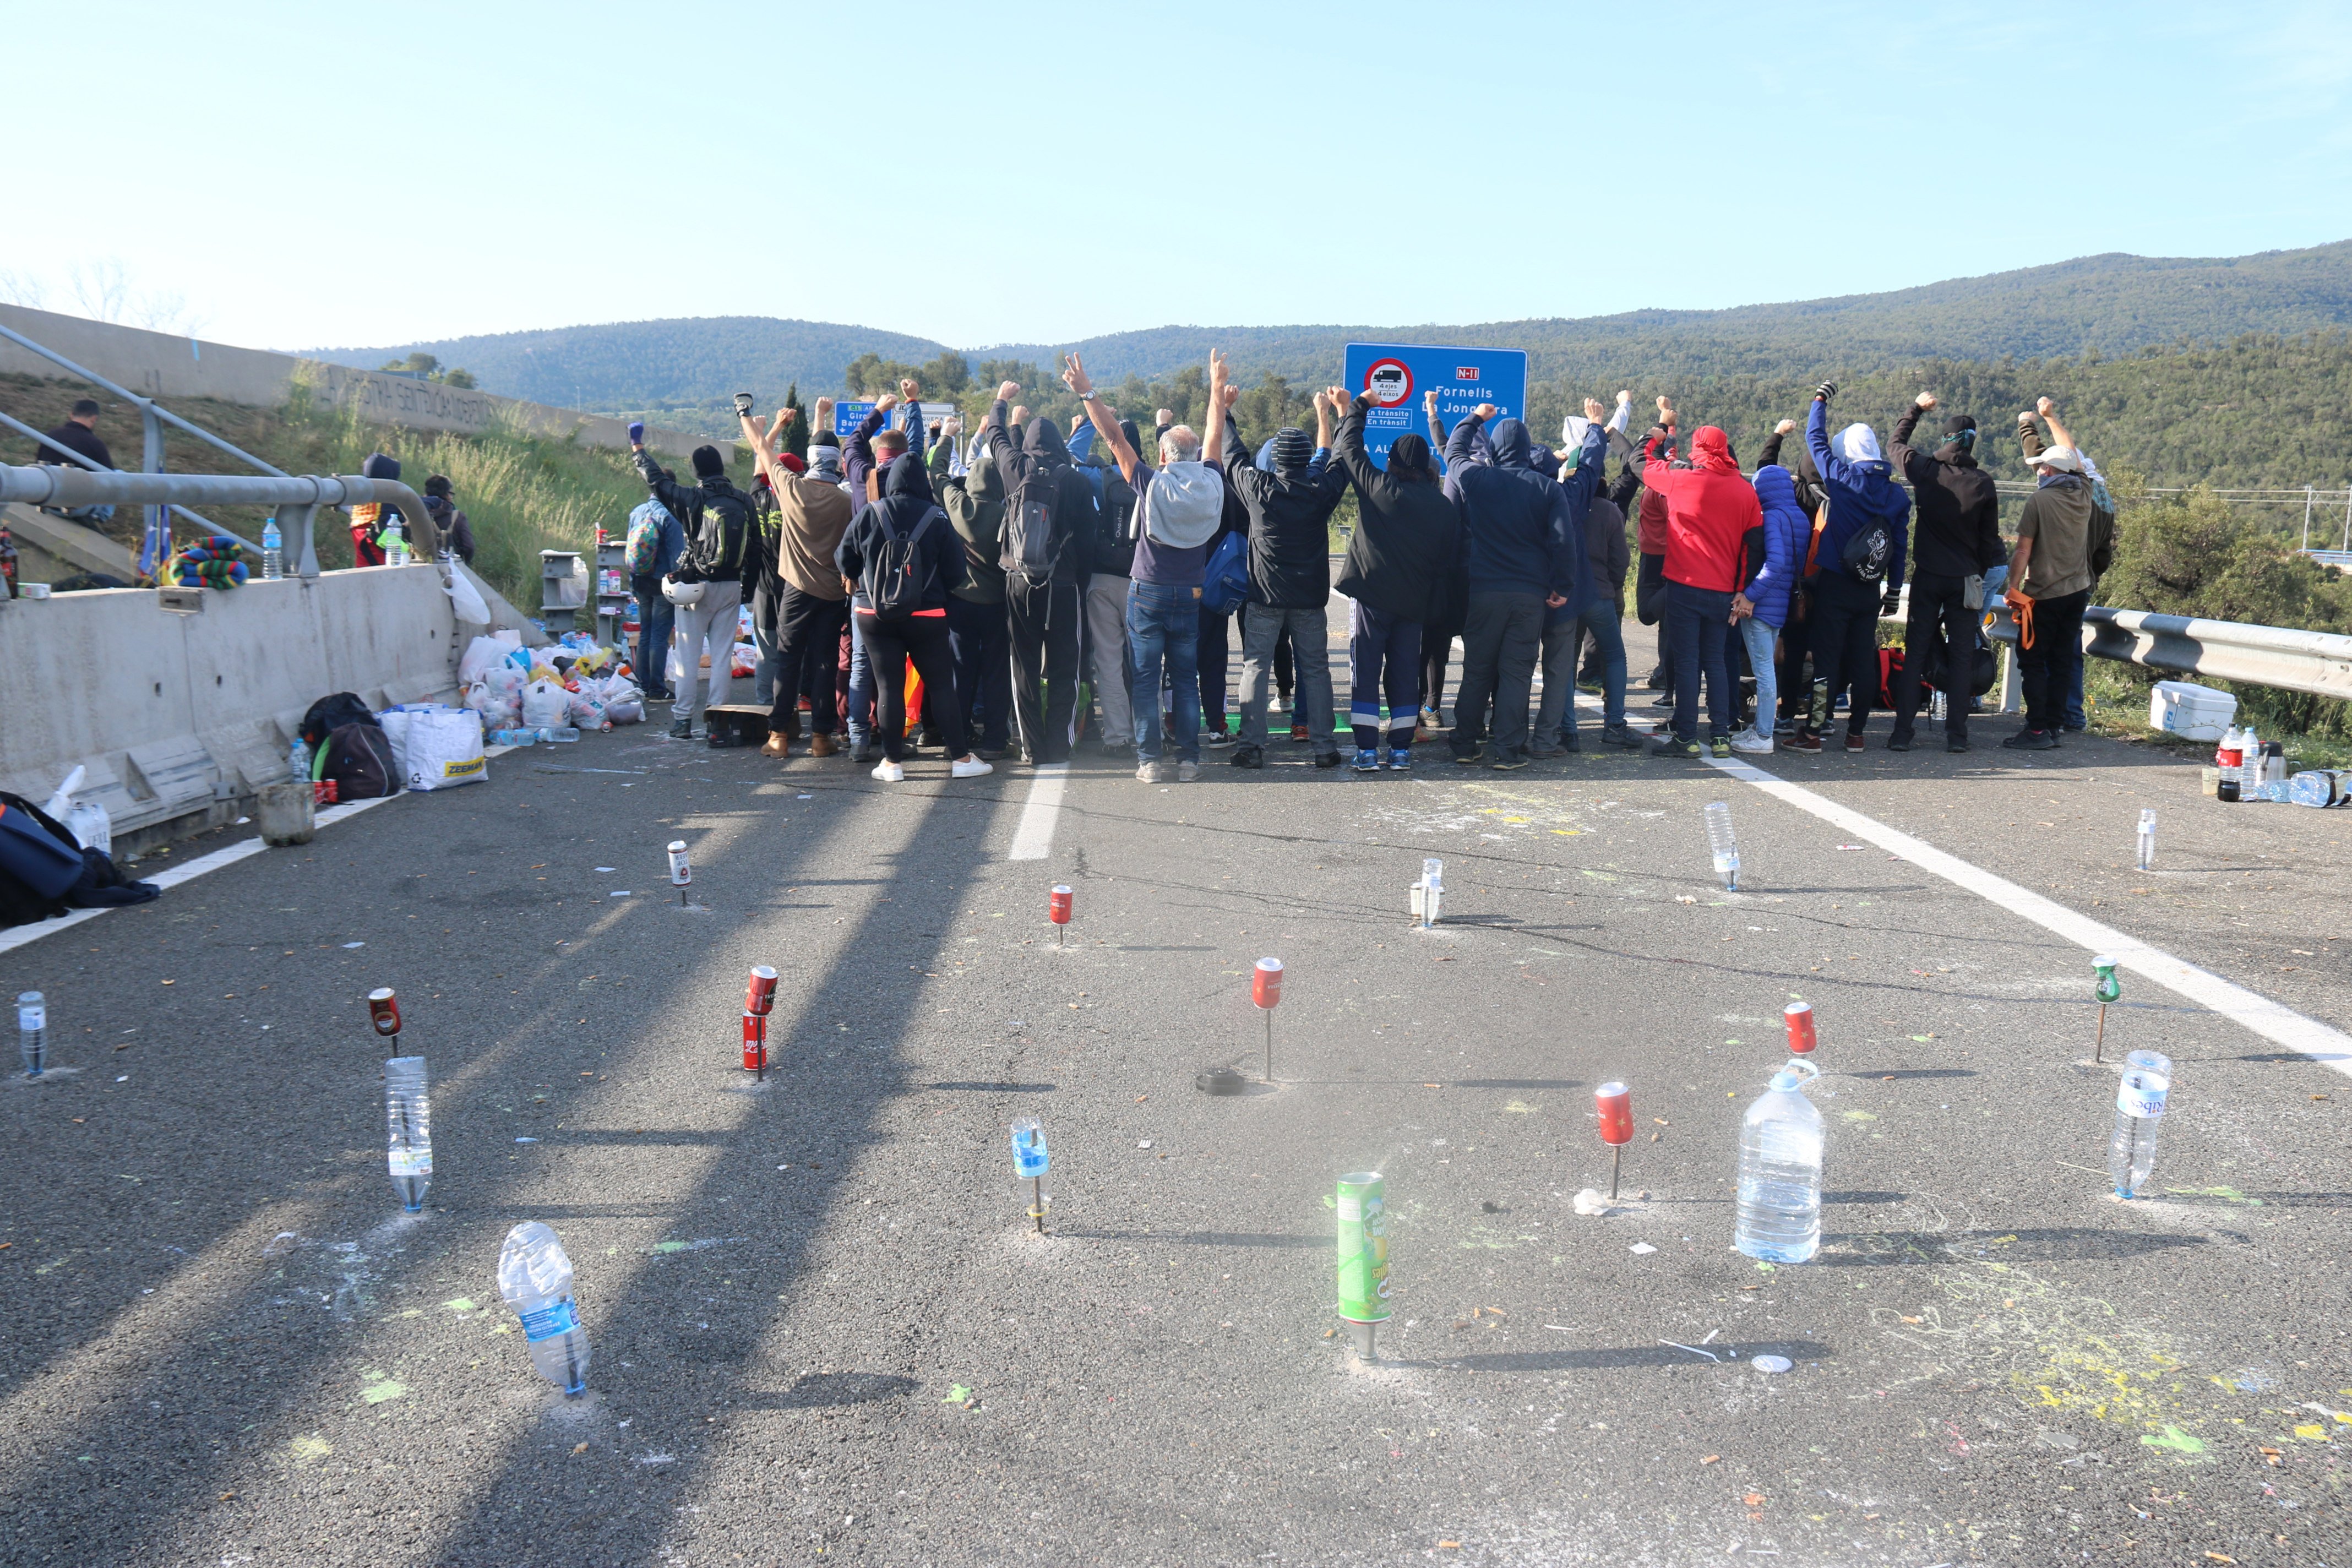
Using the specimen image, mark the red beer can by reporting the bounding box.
[367,987,400,1037]
[1049,885,1072,926]
[1252,956,1284,1009]
[742,1012,767,1072]
[1594,1081,1634,1145]
[1784,1001,1817,1056]
[744,965,777,1018]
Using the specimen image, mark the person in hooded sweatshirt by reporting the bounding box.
[929,427,1014,760]
[1442,405,1598,768]
[631,429,753,740]
[982,379,1098,766]
[831,451,994,784]
[349,453,404,567]
[1534,421,1638,753]
[737,403,854,758]
[1219,387,1350,769]
[1793,385,1911,753]
[1326,384,1463,771]
[1733,465,1809,753]
[1887,392,2004,753]
[1752,415,1831,734]
[1641,422,1762,757]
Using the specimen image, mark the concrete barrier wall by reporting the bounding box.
[0,565,463,845]
[0,303,717,459]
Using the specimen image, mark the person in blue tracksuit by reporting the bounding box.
[1794,386,1910,752]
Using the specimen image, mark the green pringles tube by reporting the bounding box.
[1335,1172,1391,1357]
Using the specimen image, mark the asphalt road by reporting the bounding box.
[2,618,2347,1568]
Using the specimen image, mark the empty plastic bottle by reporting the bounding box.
[2238,725,2262,799]
[497,1221,589,1395]
[535,726,580,743]
[1417,857,1444,928]
[288,737,310,783]
[2107,1049,2172,1199]
[384,1055,432,1212]
[382,516,409,567]
[1703,801,1741,890]
[1734,1058,1823,1262]
[2136,808,2155,872]
[18,990,46,1078]
[487,729,538,748]
[260,516,284,580]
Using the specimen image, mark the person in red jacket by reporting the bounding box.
[1634,395,1676,704]
[1642,423,1762,758]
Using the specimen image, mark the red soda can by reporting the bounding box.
[1594,1081,1634,1145]
[742,1012,766,1072]
[1049,885,1072,926]
[1252,956,1284,1010]
[1784,1001,1817,1056]
[314,779,339,805]
[744,965,777,1018]
[367,987,400,1038]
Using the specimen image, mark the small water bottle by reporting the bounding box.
[2107,1049,2172,1199]
[18,990,46,1078]
[288,737,310,783]
[385,1056,433,1213]
[2238,726,2261,799]
[2136,809,2155,872]
[1418,857,1443,928]
[1733,1058,1823,1262]
[537,726,580,743]
[1703,801,1740,890]
[382,515,409,567]
[261,516,284,580]
[488,729,537,748]
[497,1221,590,1395]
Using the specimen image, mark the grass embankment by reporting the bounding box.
[1,370,666,609]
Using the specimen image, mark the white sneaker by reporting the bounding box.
[871,760,906,782]
[1730,727,1774,755]
[1177,759,1200,782]
[951,755,993,779]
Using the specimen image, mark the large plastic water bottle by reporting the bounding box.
[18,991,45,1078]
[385,1056,432,1212]
[2107,1049,2172,1199]
[497,1222,589,1395]
[1703,801,1741,890]
[261,516,284,580]
[2136,809,2155,871]
[1734,1059,1824,1262]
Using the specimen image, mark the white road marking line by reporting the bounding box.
[1006,763,1069,862]
[1701,752,2352,1079]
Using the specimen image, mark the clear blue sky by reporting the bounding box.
[7,0,2348,355]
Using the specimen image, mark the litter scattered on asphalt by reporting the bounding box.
[1661,1340,1721,1362]
[342,942,364,949]
[1629,1242,1657,1255]
[1751,1354,1794,1374]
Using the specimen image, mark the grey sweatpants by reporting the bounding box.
[1085,573,1134,750]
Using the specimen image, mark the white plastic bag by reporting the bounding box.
[401,708,487,790]
[521,679,569,729]
[459,631,520,685]
[445,569,492,626]
[730,641,758,678]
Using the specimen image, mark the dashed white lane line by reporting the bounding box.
[1702,752,2352,1079]
[1006,763,1070,862]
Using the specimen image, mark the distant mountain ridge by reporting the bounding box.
[316,240,2352,423]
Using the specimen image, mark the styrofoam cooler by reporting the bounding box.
[2149,680,2237,742]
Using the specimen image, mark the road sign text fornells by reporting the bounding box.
[1734,1059,1825,1264]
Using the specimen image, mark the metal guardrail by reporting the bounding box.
[0,465,439,580]
[1983,602,2352,701]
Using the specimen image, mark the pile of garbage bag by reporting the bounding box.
[459,631,644,733]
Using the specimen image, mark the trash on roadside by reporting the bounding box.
[18,990,46,1078]
[1751,1354,1794,1374]
[385,1056,432,1212]
[2109,1049,2173,1198]
[1734,1059,1825,1264]
[1594,1081,1633,1197]
[1703,801,1741,890]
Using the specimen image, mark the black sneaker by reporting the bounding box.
[1313,750,1343,769]
[1946,735,1970,754]
[1647,733,1702,759]
[2000,728,2057,751]
[1886,728,1914,753]
[1559,729,1582,753]
[1600,722,1642,749]
[1230,745,1265,769]
[1451,746,1488,766]
[1648,692,1676,710]
[668,717,693,741]
[1489,747,1532,770]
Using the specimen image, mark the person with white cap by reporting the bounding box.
[2001,398,2116,750]
[1791,383,1910,753]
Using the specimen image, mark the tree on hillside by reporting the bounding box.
[781,382,809,461]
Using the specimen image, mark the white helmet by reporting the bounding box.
[660,574,705,608]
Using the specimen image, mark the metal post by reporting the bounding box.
[279,503,322,579]
[2342,486,2350,552]
[2304,486,2315,552]
[2094,1003,2107,1065]
[1263,1010,1273,1084]
[1030,1175,1044,1234]
[1609,1144,1622,1201]
[140,404,167,580]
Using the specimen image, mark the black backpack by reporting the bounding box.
[1096,468,1140,576]
[322,722,400,799]
[300,692,378,749]
[1001,462,1065,586]
[864,507,934,621]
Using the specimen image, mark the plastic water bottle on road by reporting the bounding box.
[382,516,408,567]
[287,736,309,783]
[2108,1049,2172,1198]
[1703,802,1740,890]
[385,1056,432,1212]
[2136,809,2155,871]
[497,1222,589,1395]
[18,991,46,1078]
[1734,1059,1823,1262]
[261,516,283,580]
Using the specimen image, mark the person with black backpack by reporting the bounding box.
[1886,391,2003,754]
[631,429,755,741]
[929,430,1014,760]
[982,378,1098,766]
[1790,385,1910,753]
[1067,411,1139,760]
[832,451,994,785]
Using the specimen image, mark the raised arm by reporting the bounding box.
[1063,353,1145,485]
[2039,396,2077,455]
[1201,351,1229,469]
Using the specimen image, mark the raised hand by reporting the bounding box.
[1326,386,1354,410]
[1207,349,1228,386]
[1813,381,1837,403]
[815,396,835,419]
[874,390,901,413]
[1472,402,1498,421]
[1221,384,1241,409]
[1061,353,1093,398]
[1423,388,1439,413]
[627,420,644,448]
[1616,390,1632,405]
[1582,396,1607,422]
[1774,418,1797,436]
[1155,407,1174,426]
[900,377,921,401]
[2036,395,2055,418]
[1915,391,1939,411]
[995,379,1021,404]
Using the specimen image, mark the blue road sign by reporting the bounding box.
[834,400,876,437]
[1342,343,1528,470]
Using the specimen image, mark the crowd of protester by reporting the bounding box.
[621,358,2116,782]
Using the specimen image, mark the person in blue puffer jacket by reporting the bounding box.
[1732,466,1809,752]
[1796,386,1910,752]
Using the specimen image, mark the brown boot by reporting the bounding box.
[809,733,839,758]
[760,733,791,758]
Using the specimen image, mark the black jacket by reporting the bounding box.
[1890,407,2004,580]
[1330,404,1462,623]
[632,450,751,584]
[983,401,1096,586]
[835,453,966,614]
[34,420,111,470]
[1221,412,1348,609]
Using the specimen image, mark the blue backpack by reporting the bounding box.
[1199,531,1249,615]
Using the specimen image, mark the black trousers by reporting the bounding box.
[1008,576,1081,763]
[1807,570,1884,736]
[2019,589,2089,734]
[858,612,965,763]
[1419,620,1458,719]
[1636,551,1672,686]
[1893,570,1975,742]
[768,587,848,738]
[1198,605,1233,732]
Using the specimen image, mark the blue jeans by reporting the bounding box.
[1128,580,1202,763]
[630,573,674,695]
[1739,614,1779,736]
[945,595,1012,752]
[1348,601,1420,752]
[846,614,874,742]
[1666,581,1734,743]
[1540,596,1626,737]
